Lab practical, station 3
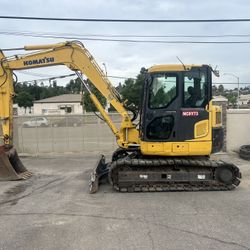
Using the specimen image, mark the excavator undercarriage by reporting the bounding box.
[90,150,241,193]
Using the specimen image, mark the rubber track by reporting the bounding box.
[109,157,241,192]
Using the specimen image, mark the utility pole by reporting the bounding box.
[102,63,107,77]
[102,63,110,112]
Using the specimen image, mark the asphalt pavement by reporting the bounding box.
[0,153,250,250]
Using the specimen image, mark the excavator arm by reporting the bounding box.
[0,41,139,148]
[0,41,139,182]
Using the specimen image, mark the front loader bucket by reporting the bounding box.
[89,155,109,194]
[0,146,32,181]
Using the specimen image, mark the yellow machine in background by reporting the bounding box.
[0,41,241,192]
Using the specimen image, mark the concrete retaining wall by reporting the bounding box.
[226,109,250,152]
[13,113,121,155]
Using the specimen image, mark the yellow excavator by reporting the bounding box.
[0,41,241,192]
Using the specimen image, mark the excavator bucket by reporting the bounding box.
[0,146,32,181]
[89,155,109,194]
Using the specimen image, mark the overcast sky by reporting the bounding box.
[1,0,250,87]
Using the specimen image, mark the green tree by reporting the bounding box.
[218,84,224,95]
[212,85,218,96]
[225,92,237,107]
[14,78,69,103]
[150,86,176,108]
[120,67,147,109]
[16,91,33,113]
[66,78,81,93]
[29,81,41,100]
[83,79,106,112]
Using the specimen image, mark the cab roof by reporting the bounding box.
[148,64,208,73]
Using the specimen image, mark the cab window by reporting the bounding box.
[184,71,208,108]
[149,73,177,109]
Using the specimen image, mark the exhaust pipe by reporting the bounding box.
[0,145,32,181]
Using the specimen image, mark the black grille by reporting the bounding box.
[212,127,223,153]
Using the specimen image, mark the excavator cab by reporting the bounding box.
[139,64,223,155]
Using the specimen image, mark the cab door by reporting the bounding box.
[140,72,181,142]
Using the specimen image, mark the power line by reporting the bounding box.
[15,69,250,84]
[16,73,76,84]
[16,73,134,84]
[18,70,59,78]
[2,32,250,44]
[15,72,250,85]
[108,75,136,80]
[1,15,250,23]
[3,30,250,38]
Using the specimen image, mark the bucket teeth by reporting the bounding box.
[19,171,33,180]
[0,146,31,181]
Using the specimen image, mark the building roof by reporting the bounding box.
[34,94,82,103]
[212,95,228,102]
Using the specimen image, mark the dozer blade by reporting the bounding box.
[0,146,32,181]
[89,155,109,194]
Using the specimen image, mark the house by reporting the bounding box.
[13,104,33,116]
[212,95,228,103]
[33,94,83,115]
[239,94,250,105]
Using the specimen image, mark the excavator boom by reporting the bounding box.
[0,41,138,181]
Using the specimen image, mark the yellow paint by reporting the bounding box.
[172,143,189,153]
[194,120,209,138]
[148,64,203,73]
[141,100,221,156]
[141,141,212,156]
[0,68,14,144]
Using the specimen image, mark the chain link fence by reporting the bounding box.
[13,113,122,155]
[11,110,250,155]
